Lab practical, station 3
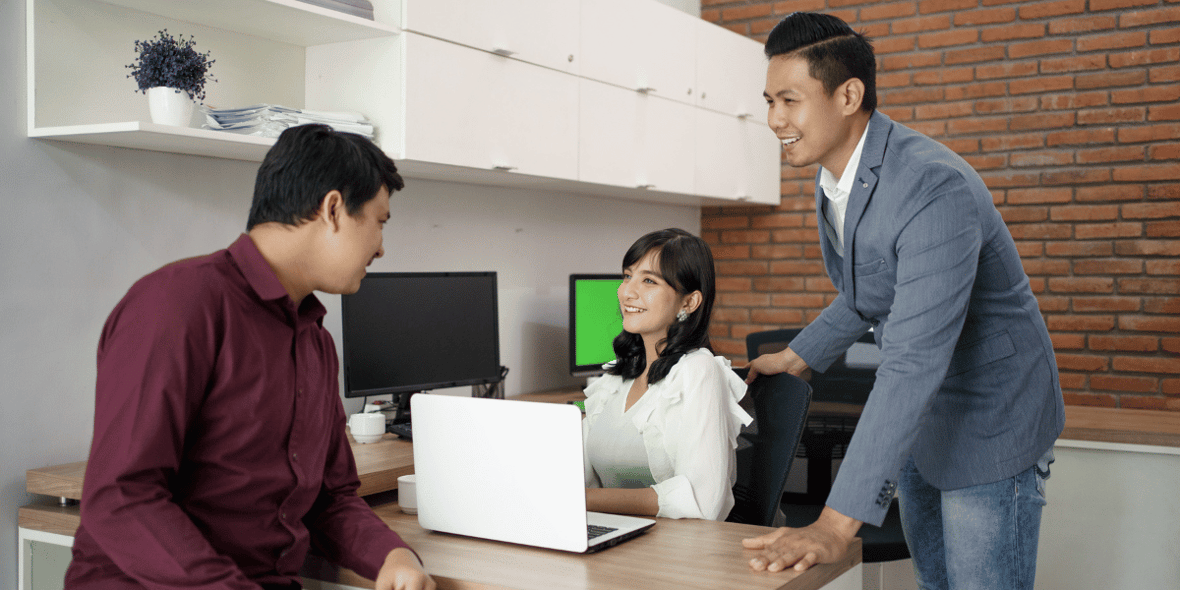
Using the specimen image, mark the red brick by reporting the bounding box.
[702,216,750,230]
[913,67,975,85]
[1123,201,1180,220]
[1009,39,1073,59]
[1151,27,1180,45]
[1148,260,1180,276]
[1008,188,1073,205]
[880,53,944,71]
[1119,278,1180,295]
[1119,396,1179,411]
[1074,259,1144,274]
[1072,295,1140,311]
[711,244,752,260]
[754,277,808,292]
[1010,76,1074,95]
[981,172,1041,188]
[750,308,805,324]
[919,0,978,14]
[1147,220,1180,237]
[981,133,1043,151]
[890,14,950,33]
[1041,169,1111,185]
[1010,111,1076,130]
[1166,337,1180,354]
[1046,127,1117,146]
[1150,143,1180,160]
[1078,107,1147,125]
[1038,295,1069,312]
[1109,48,1180,69]
[710,308,749,324]
[1167,379,1180,398]
[1121,315,1180,333]
[701,8,722,23]
[1076,146,1146,164]
[771,0,827,13]
[1047,277,1116,294]
[1147,185,1180,201]
[945,46,1007,64]
[768,260,825,275]
[875,36,918,54]
[916,101,974,120]
[1076,69,1148,89]
[1091,0,1157,10]
[1113,356,1180,374]
[1045,241,1113,257]
[1090,375,1159,393]
[919,28,980,48]
[721,229,771,244]
[712,339,745,357]
[963,154,1006,170]
[976,62,1038,79]
[1051,333,1087,349]
[1112,85,1180,105]
[1152,65,1180,84]
[1019,0,1086,18]
[1049,15,1117,34]
[1040,55,1107,74]
[719,292,771,307]
[1057,373,1087,390]
[981,23,1046,42]
[1150,104,1180,121]
[1078,30,1147,52]
[1008,224,1074,239]
[1053,352,1111,370]
[947,117,1008,135]
[1075,184,1144,201]
[749,213,806,229]
[1023,259,1071,275]
[955,7,1016,25]
[941,138,981,154]
[1001,206,1050,223]
[717,260,769,276]
[878,72,912,89]
[1118,6,1180,28]
[750,244,807,260]
[721,4,773,21]
[770,228,816,243]
[1075,222,1143,239]
[1049,204,1119,221]
[879,106,914,121]
[1042,91,1109,110]
[1010,151,1073,167]
[945,82,1008,100]
[1114,164,1180,182]
[1115,239,1180,256]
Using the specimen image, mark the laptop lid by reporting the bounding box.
[410,394,653,553]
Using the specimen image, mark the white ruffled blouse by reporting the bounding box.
[582,348,753,520]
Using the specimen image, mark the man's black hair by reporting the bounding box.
[247,124,404,230]
[764,12,878,113]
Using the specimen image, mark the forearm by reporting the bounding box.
[585,487,659,516]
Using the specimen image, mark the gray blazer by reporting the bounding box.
[788,111,1064,526]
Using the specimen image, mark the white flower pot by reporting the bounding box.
[146,86,194,127]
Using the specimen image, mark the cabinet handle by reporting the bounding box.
[636,86,657,94]
[493,165,517,172]
[736,195,752,201]
[736,112,752,119]
[491,47,517,57]
[637,183,656,190]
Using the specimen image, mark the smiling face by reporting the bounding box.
[764,54,866,177]
[320,187,390,295]
[618,249,691,341]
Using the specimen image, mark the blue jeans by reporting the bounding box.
[897,451,1052,590]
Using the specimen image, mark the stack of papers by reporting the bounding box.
[201,105,375,139]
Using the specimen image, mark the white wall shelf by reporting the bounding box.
[30,122,275,161]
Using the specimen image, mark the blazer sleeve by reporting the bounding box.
[826,165,984,526]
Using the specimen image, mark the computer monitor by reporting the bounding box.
[568,274,624,377]
[341,272,502,401]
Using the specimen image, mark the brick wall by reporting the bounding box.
[699,0,1180,411]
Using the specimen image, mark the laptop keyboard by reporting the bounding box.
[587,524,618,540]
[386,422,412,440]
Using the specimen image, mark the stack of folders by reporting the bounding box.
[201,105,375,140]
[294,0,374,20]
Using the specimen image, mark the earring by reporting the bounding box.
[676,309,688,322]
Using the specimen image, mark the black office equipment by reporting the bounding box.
[568,274,624,377]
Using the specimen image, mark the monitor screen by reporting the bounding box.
[341,272,501,398]
[569,274,624,376]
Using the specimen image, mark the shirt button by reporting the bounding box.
[862,182,868,188]
[291,452,298,461]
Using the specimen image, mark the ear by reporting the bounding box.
[839,78,865,115]
[682,291,703,315]
[316,190,346,232]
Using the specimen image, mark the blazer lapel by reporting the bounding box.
[842,111,892,303]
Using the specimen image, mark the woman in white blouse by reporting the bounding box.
[584,228,752,521]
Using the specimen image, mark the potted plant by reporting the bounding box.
[126,29,216,127]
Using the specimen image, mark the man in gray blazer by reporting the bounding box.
[742,13,1064,590]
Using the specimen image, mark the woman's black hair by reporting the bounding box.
[606,228,716,385]
[246,124,404,230]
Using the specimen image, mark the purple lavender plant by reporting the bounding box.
[126,30,216,102]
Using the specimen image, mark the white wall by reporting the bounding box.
[0,2,699,586]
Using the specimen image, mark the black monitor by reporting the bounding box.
[341,272,502,400]
[568,274,624,377]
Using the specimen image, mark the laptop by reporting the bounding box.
[410,394,656,553]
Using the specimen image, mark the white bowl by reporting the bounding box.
[352,433,382,444]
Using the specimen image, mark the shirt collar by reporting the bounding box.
[819,120,871,197]
[227,234,327,324]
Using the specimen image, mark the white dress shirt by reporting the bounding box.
[819,121,871,255]
[582,348,752,520]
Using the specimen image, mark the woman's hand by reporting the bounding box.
[375,547,435,590]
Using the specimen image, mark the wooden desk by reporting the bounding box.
[309,497,863,590]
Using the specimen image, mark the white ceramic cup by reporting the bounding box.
[348,412,385,444]
[398,474,417,514]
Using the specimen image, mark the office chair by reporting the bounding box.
[744,328,910,563]
[726,368,812,528]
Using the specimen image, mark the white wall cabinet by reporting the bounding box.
[27,0,780,207]
[400,0,580,75]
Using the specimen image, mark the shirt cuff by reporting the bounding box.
[652,475,705,520]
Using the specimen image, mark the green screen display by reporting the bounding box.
[573,277,623,369]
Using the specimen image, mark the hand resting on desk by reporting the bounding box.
[742,505,862,573]
[377,547,435,590]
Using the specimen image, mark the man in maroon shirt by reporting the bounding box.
[65,125,434,590]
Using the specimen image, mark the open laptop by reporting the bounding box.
[410,394,655,553]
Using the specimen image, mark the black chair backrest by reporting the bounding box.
[727,371,812,527]
[746,329,879,406]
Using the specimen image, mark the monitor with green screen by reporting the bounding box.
[569,274,624,376]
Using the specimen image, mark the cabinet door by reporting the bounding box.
[579,78,695,195]
[579,0,696,106]
[403,33,579,181]
[402,0,579,75]
[695,108,781,205]
[695,21,768,119]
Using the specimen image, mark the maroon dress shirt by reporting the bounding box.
[64,235,411,590]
